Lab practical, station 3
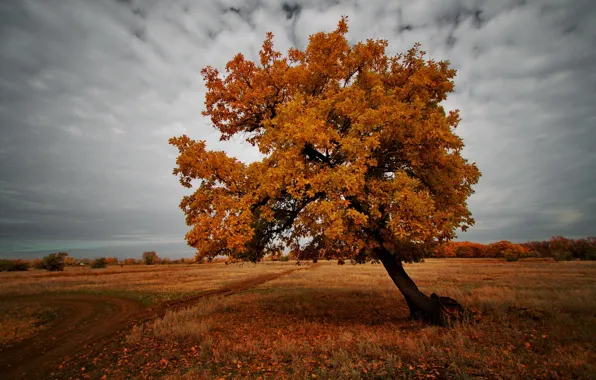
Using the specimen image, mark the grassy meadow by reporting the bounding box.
[1,259,595,379]
[0,262,294,304]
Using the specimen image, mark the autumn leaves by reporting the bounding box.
[170,17,480,264]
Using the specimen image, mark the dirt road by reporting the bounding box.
[0,265,314,379]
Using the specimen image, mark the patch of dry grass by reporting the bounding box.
[0,302,58,345]
[0,262,295,304]
[70,259,596,379]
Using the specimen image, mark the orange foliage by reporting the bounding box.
[105,257,119,265]
[63,256,77,266]
[429,237,596,260]
[431,240,528,258]
[170,17,480,263]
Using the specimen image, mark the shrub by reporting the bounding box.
[91,257,107,269]
[279,255,289,262]
[105,257,119,265]
[503,250,519,262]
[0,259,30,272]
[584,248,596,261]
[35,252,68,271]
[142,251,159,265]
[552,250,574,262]
[64,256,79,266]
[572,241,596,260]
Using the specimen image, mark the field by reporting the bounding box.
[1,259,595,379]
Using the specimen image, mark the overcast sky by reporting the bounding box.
[1,0,595,258]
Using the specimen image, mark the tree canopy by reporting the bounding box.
[170,17,480,265]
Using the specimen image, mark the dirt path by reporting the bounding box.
[0,265,315,379]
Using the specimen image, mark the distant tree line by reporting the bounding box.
[1,251,196,272]
[2,236,594,272]
[428,236,596,261]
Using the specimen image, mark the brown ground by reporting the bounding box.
[1,259,595,379]
[0,265,311,380]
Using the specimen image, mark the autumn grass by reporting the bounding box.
[3,259,594,378]
[50,258,593,379]
[0,262,295,304]
[0,301,59,345]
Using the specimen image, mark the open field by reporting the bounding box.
[0,262,306,379]
[1,259,595,379]
[0,262,296,304]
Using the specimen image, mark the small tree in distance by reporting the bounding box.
[91,257,107,269]
[35,252,69,271]
[142,251,159,265]
[170,18,481,325]
[105,257,119,265]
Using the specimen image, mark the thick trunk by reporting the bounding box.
[377,248,463,326]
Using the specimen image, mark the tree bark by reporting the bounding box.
[376,248,463,326]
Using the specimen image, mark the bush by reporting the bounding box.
[279,255,289,262]
[0,259,30,272]
[35,252,68,271]
[142,251,159,265]
[584,248,596,261]
[575,243,596,261]
[105,257,119,265]
[91,257,107,269]
[553,250,574,262]
[503,250,519,262]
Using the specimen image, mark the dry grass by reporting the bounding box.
[5,258,595,378]
[0,262,295,304]
[0,302,58,345]
[56,258,596,379]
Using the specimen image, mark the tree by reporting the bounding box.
[142,251,159,265]
[105,257,119,265]
[64,256,79,266]
[170,18,481,326]
[91,257,107,269]
[35,252,68,271]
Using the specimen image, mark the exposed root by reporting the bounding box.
[408,294,479,327]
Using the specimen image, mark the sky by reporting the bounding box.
[1,0,595,259]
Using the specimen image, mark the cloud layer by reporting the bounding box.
[1,0,595,257]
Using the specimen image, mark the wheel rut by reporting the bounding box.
[0,265,316,379]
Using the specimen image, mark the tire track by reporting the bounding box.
[0,264,316,379]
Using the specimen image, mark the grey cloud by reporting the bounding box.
[282,3,302,20]
[1,0,595,257]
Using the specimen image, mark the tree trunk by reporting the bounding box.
[376,248,463,326]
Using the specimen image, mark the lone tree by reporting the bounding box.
[91,257,107,269]
[142,251,159,265]
[35,252,68,272]
[170,18,480,326]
